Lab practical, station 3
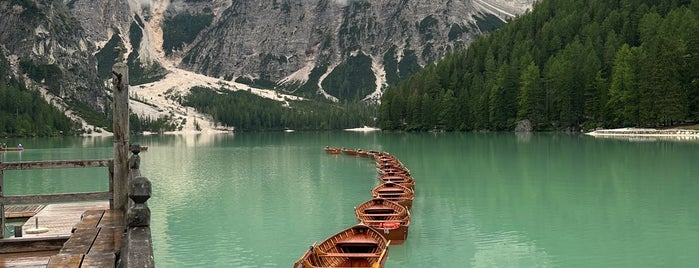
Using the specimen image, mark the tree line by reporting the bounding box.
[183,86,377,131]
[380,0,699,131]
[0,54,79,137]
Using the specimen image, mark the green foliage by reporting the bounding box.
[128,22,168,85]
[129,114,178,134]
[234,76,277,89]
[474,13,505,33]
[95,34,121,79]
[18,59,63,95]
[162,13,213,56]
[278,65,328,98]
[383,46,399,85]
[418,15,439,41]
[380,0,699,131]
[65,99,111,132]
[0,54,78,137]
[448,23,465,41]
[398,50,420,80]
[182,87,376,131]
[321,52,375,101]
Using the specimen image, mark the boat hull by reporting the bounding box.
[294,224,389,268]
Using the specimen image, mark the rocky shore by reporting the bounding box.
[586,128,699,136]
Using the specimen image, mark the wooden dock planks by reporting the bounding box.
[60,228,99,255]
[4,205,46,219]
[20,202,109,238]
[47,254,83,268]
[48,209,124,268]
[88,228,122,254]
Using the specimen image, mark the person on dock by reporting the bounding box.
[18,143,22,149]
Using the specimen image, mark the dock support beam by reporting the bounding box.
[112,53,129,211]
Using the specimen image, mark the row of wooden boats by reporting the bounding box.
[295,148,417,267]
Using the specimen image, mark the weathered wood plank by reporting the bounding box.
[20,202,109,238]
[60,228,99,255]
[0,250,56,267]
[124,227,154,267]
[72,210,104,231]
[47,253,83,268]
[0,237,68,254]
[4,205,45,219]
[1,192,112,205]
[0,159,112,171]
[112,61,129,211]
[89,227,122,254]
[81,253,115,268]
[97,210,123,228]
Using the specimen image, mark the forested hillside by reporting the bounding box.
[379,0,699,131]
[183,87,377,131]
[0,53,78,137]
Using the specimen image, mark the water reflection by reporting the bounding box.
[9,133,699,267]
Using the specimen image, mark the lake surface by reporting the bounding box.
[2,132,698,267]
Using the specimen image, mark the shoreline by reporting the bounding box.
[586,127,699,137]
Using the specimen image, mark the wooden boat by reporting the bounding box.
[0,147,23,152]
[371,182,414,210]
[294,224,390,268]
[324,146,341,154]
[376,160,404,170]
[354,198,411,245]
[377,167,410,177]
[375,155,397,163]
[367,150,381,158]
[378,174,415,190]
[341,147,358,156]
[356,149,370,157]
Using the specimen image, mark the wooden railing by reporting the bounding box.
[0,44,154,267]
[0,155,115,238]
[120,145,154,267]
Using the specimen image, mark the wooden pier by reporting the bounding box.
[20,202,109,238]
[0,57,154,267]
[4,205,45,219]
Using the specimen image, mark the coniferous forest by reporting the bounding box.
[0,53,79,137]
[183,87,377,131]
[380,0,699,131]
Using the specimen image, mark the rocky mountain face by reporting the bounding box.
[181,0,535,101]
[0,0,106,111]
[0,0,534,122]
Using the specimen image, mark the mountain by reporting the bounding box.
[378,0,699,132]
[0,0,534,134]
[181,0,534,101]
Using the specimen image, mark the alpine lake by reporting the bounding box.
[1,131,697,267]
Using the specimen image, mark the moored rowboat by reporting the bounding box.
[377,167,410,177]
[371,182,414,210]
[294,224,390,268]
[0,147,24,152]
[355,198,411,245]
[378,174,415,190]
[341,147,358,156]
[324,146,341,154]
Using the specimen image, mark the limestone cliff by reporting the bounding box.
[0,0,534,128]
[180,0,535,101]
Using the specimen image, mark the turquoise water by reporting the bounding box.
[2,133,698,267]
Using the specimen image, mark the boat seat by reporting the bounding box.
[358,213,400,217]
[318,253,380,258]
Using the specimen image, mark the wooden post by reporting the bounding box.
[1,153,4,238]
[112,46,129,211]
